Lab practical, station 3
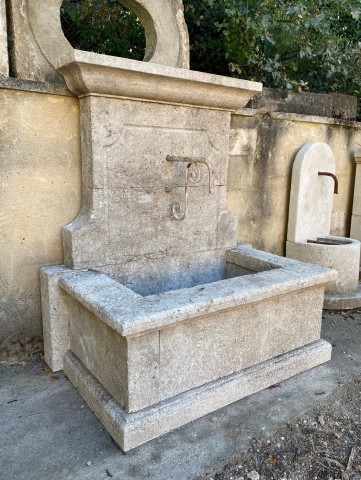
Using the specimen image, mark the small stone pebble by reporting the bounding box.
[86,461,92,466]
[247,471,260,480]
[317,415,325,427]
[210,416,218,423]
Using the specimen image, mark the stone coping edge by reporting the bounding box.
[60,50,262,93]
[57,246,336,337]
[234,108,361,129]
[63,339,332,451]
[56,50,261,110]
[0,76,73,96]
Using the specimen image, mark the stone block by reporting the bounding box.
[0,0,8,76]
[28,0,190,74]
[63,95,238,283]
[351,215,361,243]
[287,142,336,243]
[64,339,332,451]
[247,87,358,121]
[66,280,326,411]
[40,266,73,372]
[7,0,64,82]
[59,247,335,412]
[352,151,361,217]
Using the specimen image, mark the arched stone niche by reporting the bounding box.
[27,0,190,74]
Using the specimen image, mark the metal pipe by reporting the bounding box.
[318,171,339,194]
[166,155,215,220]
[166,155,214,193]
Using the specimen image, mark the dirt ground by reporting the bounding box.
[200,344,361,480]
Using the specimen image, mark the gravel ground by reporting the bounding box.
[200,370,361,480]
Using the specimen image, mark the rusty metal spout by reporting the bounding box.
[318,171,339,194]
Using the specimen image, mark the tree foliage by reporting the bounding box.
[61,0,145,60]
[61,0,361,99]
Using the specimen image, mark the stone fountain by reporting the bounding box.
[286,142,361,310]
[30,0,335,451]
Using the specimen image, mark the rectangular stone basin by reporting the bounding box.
[42,244,336,451]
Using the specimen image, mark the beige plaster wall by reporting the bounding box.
[228,110,361,256]
[0,87,81,360]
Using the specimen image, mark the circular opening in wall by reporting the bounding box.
[61,0,146,61]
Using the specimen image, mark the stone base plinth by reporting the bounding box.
[64,340,331,452]
[324,283,361,310]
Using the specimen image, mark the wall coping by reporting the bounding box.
[0,76,73,96]
[235,108,361,129]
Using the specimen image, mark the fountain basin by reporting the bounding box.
[286,236,360,295]
[42,245,335,451]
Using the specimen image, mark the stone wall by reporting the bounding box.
[0,80,81,360]
[1,80,361,361]
[0,0,8,76]
[228,110,361,256]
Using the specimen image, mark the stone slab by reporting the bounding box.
[0,76,72,95]
[62,96,238,287]
[0,0,8,76]
[7,0,64,82]
[287,142,336,243]
[56,50,261,108]
[246,88,358,121]
[350,215,361,246]
[324,283,361,310]
[40,266,75,372]
[63,339,332,452]
[351,155,361,217]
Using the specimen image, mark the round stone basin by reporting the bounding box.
[287,236,360,295]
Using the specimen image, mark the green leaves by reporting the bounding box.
[61,0,361,114]
[184,0,361,107]
[61,0,145,60]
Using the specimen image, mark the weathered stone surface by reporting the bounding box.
[287,142,336,243]
[324,284,361,310]
[54,246,336,416]
[55,51,261,109]
[63,339,332,451]
[62,93,243,290]
[286,142,360,298]
[28,0,190,72]
[246,87,358,121]
[65,273,327,411]
[115,0,190,68]
[10,0,189,82]
[0,0,8,76]
[0,87,81,361]
[7,0,64,82]
[59,247,336,337]
[40,266,73,372]
[350,149,361,251]
[287,237,360,295]
[229,111,361,255]
[0,76,72,95]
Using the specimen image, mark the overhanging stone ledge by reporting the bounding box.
[55,50,262,110]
